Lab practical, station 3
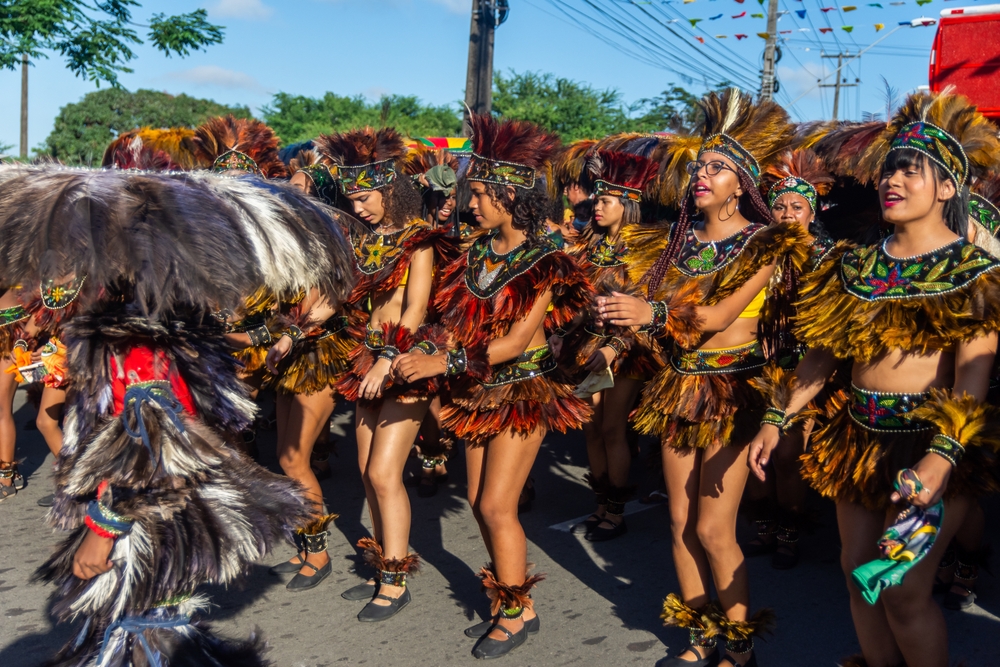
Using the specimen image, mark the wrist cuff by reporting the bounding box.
[928,434,965,467]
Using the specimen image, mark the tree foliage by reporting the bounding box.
[261,93,462,145]
[0,2,224,86]
[43,88,250,164]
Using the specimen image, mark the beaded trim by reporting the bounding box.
[378,345,401,362]
[928,433,965,467]
[0,305,29,327]
[768,175,817,210]
[246,324,272,347]
[605,337,627,358]
[690,629,717,648]
[302,530,330,554]
[421,457,445,470]
[675,223,766,277]
[500,605,524,620]
[848,384,931,432]
[593,179,643,203]
[337,159,397,194]
[761,407,788,430]
[40,275,86,310]
[464,233,558,299]
[365,326,386,351]
[585,233,628,268]
[446,348,468,376]
[212,149,262,175]
[467,153,536,189]
[380,570,407,587]
[483,344,555,388]
[726,637,754,655]
[410,340,439,355]
[299,163,339,204]
[85,499,134,539]
[700,133,761,183]
[890,121,968,187]
[284,325,304,344]
[641,300,669,334]
[670,340,765,376]
[970,193,1000,237]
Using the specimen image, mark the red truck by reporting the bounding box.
[929,5,1000,119]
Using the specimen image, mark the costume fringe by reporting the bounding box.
[315,127,407,170]
[703,607,776,642]
[660,594,716,631]
[357,537,421,574]
[910,388,1000,450]
[478,563,545,615]
[336,323,440,403]
[273,328,354,395]
[748,364,818,428]
[467,114,560,174]
[697,89,794,173]
[297,513,337,536]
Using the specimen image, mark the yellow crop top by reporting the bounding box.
[399,267,409,288]
[737,288,766,319]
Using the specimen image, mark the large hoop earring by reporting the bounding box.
[720,193,738,221]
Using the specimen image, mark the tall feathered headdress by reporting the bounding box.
[586,150,659,203]
[466,113,560,190]
[287,147,339,205]
[763,149,834,211]
[315,127,406,195]
[814,91,1000,186]
[102,135,181,172]
[401,146,460,194]
[552,139,597,192]
[102,127,203,171]
[193,116,288,179]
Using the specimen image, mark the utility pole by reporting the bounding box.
[20,54,28,158]
[463,0,509,136]
[820,53,860,120]
[759,0,780,100]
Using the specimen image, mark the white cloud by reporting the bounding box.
[208,0,274,20]
[363,86,391,99]
[166,66,273,94]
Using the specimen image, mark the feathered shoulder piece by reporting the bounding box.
[622,222,673,285]
[193,115,287,179]
[466,113,560,190]
[314,127,406,195]
[709,221,810,305]
[696,88,793,184]
[553,139,597,190]
[587,150,658,203]
[102,134,180,172]
[763,149,834,209]
[794,239,1000,361]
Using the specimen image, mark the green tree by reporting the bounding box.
[261,93,462,145]
[1,1,224,156]
[43,88,250,165]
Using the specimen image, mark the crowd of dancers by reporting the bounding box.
[0,86,998,667]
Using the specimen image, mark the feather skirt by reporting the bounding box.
[271,329,354,396]
[801,408,1000,511]
[573,329,662,382]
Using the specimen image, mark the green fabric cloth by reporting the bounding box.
[425,164,456,194]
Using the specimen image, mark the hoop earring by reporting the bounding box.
[720,194,738,221]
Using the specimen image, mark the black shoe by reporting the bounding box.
[720,652,757,667]
[269,554,306,575]
[358,587,410,622]
[656,646,720,667]
[464,615,540,638]
[36,493,54,508]
[342,580,378,601]
[471,621,528,659]
[286,560,332,591]
[586,517,627,542]
[943,583,977,610]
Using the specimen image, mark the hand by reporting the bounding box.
[265,335,294,374]
[548,335,564,360]
[891,453,953,508]
[598,291,653,327]
[391,352,447,383]
[72,530,115,580]
[360,357,392,400]
[30,348,43,364]
[747,424,781,482]
[585,346,615,373]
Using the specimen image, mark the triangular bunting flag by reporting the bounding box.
[843,5,857,10]
[875,22,885,30]
[796,9,807,17]
[736,33,748,39]
[709,13,723,19]
[842,25,854,32]
[779,29,792,33]
[819,26,833,32]
[798,27,811,31]
[820,6,835,11]
[757,31,771,38]
[916,0,931,5]
[696,36,706,43]
[752,12,764,17]
[689,17,703,25]
[733,11,747,17]
[716,34,727,37]
[868,2,883,6]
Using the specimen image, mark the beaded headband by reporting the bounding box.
[212,149,262,176]
[337,159,397,194]
[699,133,761,184]
[767,176,818,210]
[889,121,969,187]
[298,164,339,205]
[593,179,643,203]
[969,193,1000,237]
[466,153,536,189]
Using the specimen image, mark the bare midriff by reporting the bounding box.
[698,316,758,351]
[853,348,954,393]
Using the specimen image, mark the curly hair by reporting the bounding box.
[482,181,552,246]
[380,176,424,227]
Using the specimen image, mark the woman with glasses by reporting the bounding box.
[599,89,806,667]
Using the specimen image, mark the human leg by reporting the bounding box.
[589,378,642,539]
[36,385,65,457]
[0,370,19,498]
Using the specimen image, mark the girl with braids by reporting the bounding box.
[390,114,592,659]
[749,92,1000,667]
[562,149,661,542]
[742,148,838,570]
[599,89,805,667]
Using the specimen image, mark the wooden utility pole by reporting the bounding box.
[820,52,859,120]
[463,0,503,136]
[759,0,780,100]
[20,54,28,158]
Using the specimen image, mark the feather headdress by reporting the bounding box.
[466,113,560,190]
[102,135,181,172]
[102,128,203,171]
[315,127,406,195]
[587,150,659,203]
[592,133,701,206]
[969,171,1000,241]
[287,147,339,205]
[193,115,287,179]
[763,149,834,210]
[552,139,597,192]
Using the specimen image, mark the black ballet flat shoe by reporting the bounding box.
[719,652,757,667]
[578,513,603,535]
[586,518,627,542]
[358,588,411,622]
[943,583,977,611]
[471,622,528,660]
[36,493,54,508]
[269,555,306,575]
[286,560,332,591]
[655,646,720,667]
[464,615,540,638]
[342,580,378,601]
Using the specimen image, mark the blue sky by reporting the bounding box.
[0,0,974,152]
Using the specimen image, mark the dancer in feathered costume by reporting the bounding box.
[390,113,592,659]
[748,91,1000,667]
[562,149,660,542]
[599,89,803,667]
[0,286,30,500]
[277,127,453,609]
[741,148,840,570]
[0,163,353,666]
[552,138,597,234]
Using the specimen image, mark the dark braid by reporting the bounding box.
[645,193,694,298]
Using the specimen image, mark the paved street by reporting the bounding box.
[1,386,997,666]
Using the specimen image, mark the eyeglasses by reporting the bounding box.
[685,160,737,177]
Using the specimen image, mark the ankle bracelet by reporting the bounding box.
[380,570,407,587]
[501,606,524,620]
[955,561,979,581]
[605,499,626,516]
[725,638,753,655]
[689,629,717,648]
[422,457,445,470]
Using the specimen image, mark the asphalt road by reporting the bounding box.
[0,386,997,667]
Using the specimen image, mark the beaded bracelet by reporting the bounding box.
[605,337,627,358]
[553,327,568,338]
[927,434,965,467]
[446,348,468,376]
[246,324,272,347]
[84,499,134,540]
[760,407,788,430]
[410,340,439,356]
[13,339,28,352]
[283,325,304,345]
[378,345,401,362]
[640,301,669,334]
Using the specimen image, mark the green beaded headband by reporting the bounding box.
[767,176,818,210]
[699,133,761,184]
[889,121,969,187]
[337,159,397,194]
[466,154,536,190]
[212,149,262,176]
[969,193,1000,237]
[298,164,339,205]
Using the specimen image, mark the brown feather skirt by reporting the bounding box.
[272,328,354,396]
[573,329,661,383]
